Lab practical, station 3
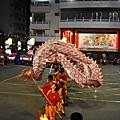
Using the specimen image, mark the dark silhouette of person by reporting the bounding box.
[113,57,118,65]
[70,112,83,120]
[4,54,8,65]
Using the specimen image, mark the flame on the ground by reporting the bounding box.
[39,114,48,120]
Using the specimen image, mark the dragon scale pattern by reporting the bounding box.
[33,40,103,88]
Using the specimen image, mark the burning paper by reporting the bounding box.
[39,114,48,120]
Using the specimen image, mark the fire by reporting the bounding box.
[39,114,48,120]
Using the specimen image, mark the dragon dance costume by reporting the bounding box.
[54,73,66,114]
[16,39,103,120]
[45,90,60,120]
[60,71,69,105]
[42,81,53,95]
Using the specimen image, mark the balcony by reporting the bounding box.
[30,21,50,30]
[59,18,120,28]
[30,3,50,13]
[30,34,60,42]
[60,0,120,8]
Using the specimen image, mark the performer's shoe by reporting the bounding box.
[60,113,66,117]
[63,103,68,106]
[66,95,69,99]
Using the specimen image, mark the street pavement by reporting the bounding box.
[0,63,120,120]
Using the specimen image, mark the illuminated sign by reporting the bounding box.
[27,38,35,50]
[5,38,12,54]
[17,41,22,50]
[78,33,117,50]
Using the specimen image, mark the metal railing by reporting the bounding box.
[60,0,119,2]
[30,33,60,38]
[31,2,50,7]
[60,18,120,22]
[31,21,50,24]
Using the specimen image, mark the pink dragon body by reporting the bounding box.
[32,40,103,88]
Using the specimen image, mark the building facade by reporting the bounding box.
[30,0,60,45]
[30,0,120,61]
[0,0,30,49]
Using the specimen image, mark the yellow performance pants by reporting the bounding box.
[62,85,68,104]
[58,88,65,113]
[45,104,57,120]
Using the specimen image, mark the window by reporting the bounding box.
[22,27,25,32]
[19,26,21,31]
[19,8,21,12]
[23,18,25,23]
[55,0,59,3]
[55,13,59,16]
[10,14,12,17]
[10,24,12,27]
[34,13,45,22]
[54,30,59,33]
[33,30,45,35]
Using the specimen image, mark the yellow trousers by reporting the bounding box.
[62,85,68,104]
[58,88,65,113]
[45,104,57,120]
[58,88,64,104]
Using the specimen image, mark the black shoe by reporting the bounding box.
[66,96,69,99]
[61,113,66,117]
[65,103,68,106]
[63,103,68,106]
